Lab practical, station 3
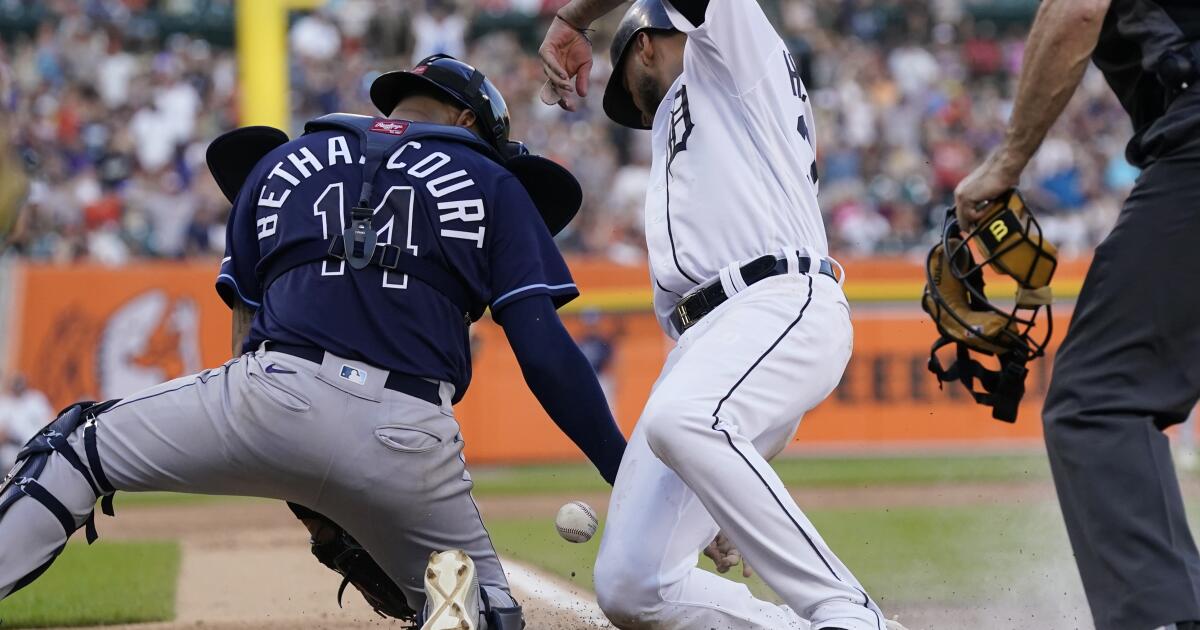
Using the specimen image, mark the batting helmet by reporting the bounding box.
[603,0,677,130]
[370,54,511,152]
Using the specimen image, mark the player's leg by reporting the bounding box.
[291,382,518,627]
[595,415,807,630]
[0,357,265,597]
[0,347,408,599]
[1042,143,1200,630]
[596,273,881,630]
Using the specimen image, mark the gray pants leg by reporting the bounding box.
[0,347,510,611]
[1043,139,1200,630]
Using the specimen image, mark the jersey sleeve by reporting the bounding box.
[662,0,783,95]
[487,175,578,314]
[215,181,264,310]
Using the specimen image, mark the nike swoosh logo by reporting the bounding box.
[264,364,297,375]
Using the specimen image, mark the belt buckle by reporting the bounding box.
[677,304,694,330]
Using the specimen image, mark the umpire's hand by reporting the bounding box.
[953,148,1022,231]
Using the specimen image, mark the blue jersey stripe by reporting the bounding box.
[492,282,577,309]
[217,274,263,308]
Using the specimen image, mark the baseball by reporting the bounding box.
[555,500,598,543]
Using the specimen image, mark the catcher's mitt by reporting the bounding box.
[287,502,417,623]
[921,190,1058,422]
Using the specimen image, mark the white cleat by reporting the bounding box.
[884,618,910,630]
[421,549,482,630]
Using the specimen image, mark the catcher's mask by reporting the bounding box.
[921,190,1058,422]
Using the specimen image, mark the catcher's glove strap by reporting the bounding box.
[671,254,838,334]
[268,342,442,406]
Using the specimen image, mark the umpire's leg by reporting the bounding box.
[1043,139,1200,630]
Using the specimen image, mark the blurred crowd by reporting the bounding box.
[0,373,51,469]
[0,0,1135,264]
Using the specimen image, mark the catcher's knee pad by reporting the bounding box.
[0,400,121,592]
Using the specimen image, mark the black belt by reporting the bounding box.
[670,255,839,334]
[267,342,442,407]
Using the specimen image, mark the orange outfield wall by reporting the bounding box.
[5,258,1087,464]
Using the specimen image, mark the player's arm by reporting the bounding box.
[954,0,1112,228]
[495,295,626,484]
[484,174,626,483]
[215,171,266,357]
[660,0,783,94]
[231,302,255,358]
[540,0,626,101]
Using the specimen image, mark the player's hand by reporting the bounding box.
[704,531,754,579]
[538,14,594,112]
[953,148,1022,232]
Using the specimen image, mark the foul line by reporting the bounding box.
[503,558,610,627]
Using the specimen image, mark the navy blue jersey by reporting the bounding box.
[216,121,578,399]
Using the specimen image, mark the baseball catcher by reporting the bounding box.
[0,55,627,630]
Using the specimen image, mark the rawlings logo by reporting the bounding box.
[370,120,410,136]
[412,66,428,75]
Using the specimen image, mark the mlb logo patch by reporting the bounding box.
[369,120,410,136]
[340,365,368,385]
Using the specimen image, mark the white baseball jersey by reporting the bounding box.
[647,0,825,336]
[595,4,886,628]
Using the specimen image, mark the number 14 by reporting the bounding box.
[313,182,418,290]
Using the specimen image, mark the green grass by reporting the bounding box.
[0,541,180,628]
[471,453,1055,497]
[487,502,1079,608]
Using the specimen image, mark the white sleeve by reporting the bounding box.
[661,0,784,95]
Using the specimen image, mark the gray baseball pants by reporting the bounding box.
[1042,134,1200,630]
[0,344,513,611]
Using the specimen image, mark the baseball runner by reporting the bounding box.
[0,55,627,630]
[541,1,902,629]
[954,1,1200,629]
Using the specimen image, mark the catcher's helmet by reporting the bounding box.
[370,54,511,152]
[921,190,1058,422]
[603,0,677,130]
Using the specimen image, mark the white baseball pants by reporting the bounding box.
[594,271,885,630]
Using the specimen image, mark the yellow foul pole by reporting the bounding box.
[236,0,324,130]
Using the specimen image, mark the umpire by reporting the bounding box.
[955,2,1200,629]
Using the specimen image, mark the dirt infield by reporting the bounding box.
[98,479,1065,543]
[59,480,1092,630]
[85,499,610,630]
